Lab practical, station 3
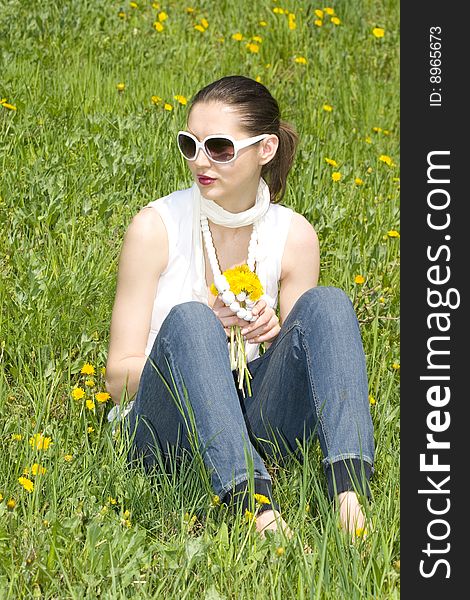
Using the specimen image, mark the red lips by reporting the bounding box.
[198,175,216,184]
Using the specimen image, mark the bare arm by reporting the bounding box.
[277,212,320,328]
[105,206,169,404]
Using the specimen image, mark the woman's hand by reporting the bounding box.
[212,295,281,344]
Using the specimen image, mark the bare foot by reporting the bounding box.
[337,491,368,540]
[255,509,293,540]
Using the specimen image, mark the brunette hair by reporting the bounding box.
[187,75,299,204]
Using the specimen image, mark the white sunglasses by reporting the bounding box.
[177,130,270,164]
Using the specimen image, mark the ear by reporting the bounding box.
[258,134,279,166]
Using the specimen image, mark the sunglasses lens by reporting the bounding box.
[205,137,235,162]
[178,133,196,159]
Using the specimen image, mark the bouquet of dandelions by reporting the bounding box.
[210,264,265,398]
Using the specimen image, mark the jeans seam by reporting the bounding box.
[323,453,374,471]
[218,473,272,499]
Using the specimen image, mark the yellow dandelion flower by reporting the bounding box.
[7,499,16,510]
[392,362,400,370]
[81,363,95,376]
[273,7,284,14]
[30,464,46,476]
[379,154,394,166]
[244,509,256,522]
[325,157,338,167]
[71,387,85,400]
[254,493,271,505]
[211,494,220,506]
[108,496,117,504]
[354,177,364,185]
[387,230,400,238]
[355,527,368,537]
[276,546,285,556]
[259,20,267,27]
[164,103,173,111]
[372,126,382,133]
[314,19,323,27]
[383,130,390,135]
[246,42,259,53]
[232,32,243,41]
[200,17,209,29]
[331,172,341,182]
[324,7,335,16]
[315,9,324,18]
[116,83,125,92]
[252,35,262,43]
[18,477,34,493]
[265,63,271,68]
[87,426,95,433]
[255,75,262,83]
[369,395,376,405]
[372,27,385,38]
[152,2,160,8]
[130,1,138,8]
[194,24,205,32]
[151,95,162,104]
[11,433,22,441]
[322,104,333,112]
[29,433,52,451]
[354,275,365,284]
[185,7,194,13]
[379,297,385,303]
[85,379,95,388]
[154,21,164,32]
[158,11,168,22]
[288,13,296,30]
[331,17,341,25]
[366,167,373,173]
[86,399,95,411]
[64,454,73,462]
[0,493,3,502]
[364,136,372,144]
[294,56,307,64]
[118,11,126,19]
[95,391,111,403]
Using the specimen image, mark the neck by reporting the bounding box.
[208,220,252,242]
[210,193,256,214]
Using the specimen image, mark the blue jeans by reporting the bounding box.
[123,287,374,513]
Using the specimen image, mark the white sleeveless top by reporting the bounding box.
[143,185,294,362]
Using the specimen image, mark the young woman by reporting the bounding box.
[105,75,374,540]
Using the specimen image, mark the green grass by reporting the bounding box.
[0,0,400,597]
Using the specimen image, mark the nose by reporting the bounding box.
[193,145,212,167]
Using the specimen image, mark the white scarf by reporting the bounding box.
[191,177,271,303]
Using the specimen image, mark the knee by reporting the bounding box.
[159,301,222,339]
[293,286,356,326]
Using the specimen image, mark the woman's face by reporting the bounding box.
[184,101,278,207]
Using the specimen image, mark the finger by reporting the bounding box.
[248,320,281,343]
[241,308,272,335]
[251,299,266,317]
[244,314,277,340]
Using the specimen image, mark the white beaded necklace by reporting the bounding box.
[200,214,259,323]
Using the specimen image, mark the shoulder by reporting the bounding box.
[281,210,320,279]
[119,205,169,275]
[284,210,319,252]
